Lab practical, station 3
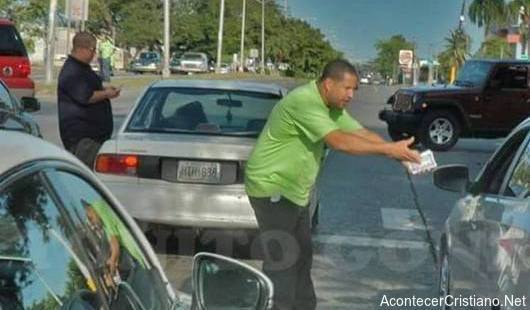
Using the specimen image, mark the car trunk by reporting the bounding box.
[115,132,255,185]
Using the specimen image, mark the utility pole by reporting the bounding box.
[162,0,170,78]
[65,0,71,56]
[45,0,58,85]
[261,0,265,74]
[239,0,246,72]
[216,0,225,73]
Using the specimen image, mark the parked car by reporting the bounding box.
[434,117,530,309]
[379,59,530,151]
[0,79,41,136]
[178,52,209,74]
[169,56,181,73]
[0,19,34,100]
[130,51,162,74]
[0,131,273,309]
[95,80,320,230]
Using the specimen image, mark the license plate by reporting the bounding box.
[177,161,221,184]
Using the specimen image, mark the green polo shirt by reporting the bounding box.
[245,80,363,207]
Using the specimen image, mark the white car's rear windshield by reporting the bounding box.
[127,87,281,137]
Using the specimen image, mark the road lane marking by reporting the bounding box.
[313,234,428,249]
[381,207,425,231]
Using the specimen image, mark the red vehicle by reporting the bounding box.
[0,19,34,99]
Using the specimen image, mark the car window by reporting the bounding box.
[45,170,172,310]
[127,87,280,137]
[0,172,101,309]
[474,128,529,195]
[454,61,494,87]
[505,139,530,198]
[0,82,14,111]
[492,65,528,90]
[0,25,27,57]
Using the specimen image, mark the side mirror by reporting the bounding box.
[20,97,40,112]
[433,164,470,193]
[192,252,273,310]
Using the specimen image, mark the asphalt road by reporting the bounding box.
[32,83,501,309]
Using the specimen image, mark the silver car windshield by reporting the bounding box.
[127,87,280,137]
[181,54,204,61]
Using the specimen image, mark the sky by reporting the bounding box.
[284,0,485,62]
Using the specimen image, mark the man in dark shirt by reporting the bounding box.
[58,32,121,168]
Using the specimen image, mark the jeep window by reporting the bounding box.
[0,25,27,57]
[491,65,528,90]
[454,61,493,87]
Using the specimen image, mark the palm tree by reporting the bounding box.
[442,29,472,82]
[468,0,506,37]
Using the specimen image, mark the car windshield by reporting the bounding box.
[181,53,204,61]
[454,61,494,87]
[0,25,27,57]
[127,87,280,137]
[139,53,158,60]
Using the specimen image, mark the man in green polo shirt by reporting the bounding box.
[245,59,420,310]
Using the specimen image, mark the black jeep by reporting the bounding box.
[379,59,530,151]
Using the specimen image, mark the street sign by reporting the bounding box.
[399,50,413,67]
[70,0,89,21]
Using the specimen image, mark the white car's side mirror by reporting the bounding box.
[191,252,273,310]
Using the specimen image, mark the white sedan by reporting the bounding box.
[95,79,320,229]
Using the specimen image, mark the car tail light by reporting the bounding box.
[95,154,139,176]
[17,60,31,77]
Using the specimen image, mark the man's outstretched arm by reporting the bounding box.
[325,130,421,163]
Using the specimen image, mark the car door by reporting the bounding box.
[42,167,175,310]
[483,64,530,131]
[0,168,109,309]
[448,127,530,301]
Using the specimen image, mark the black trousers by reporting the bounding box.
[249,197,316,310]
[65,137,103,169]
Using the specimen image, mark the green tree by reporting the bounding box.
[373,35,414,79]
[468,0,506,37]
[476,36,514,58]
[438,29,471,81]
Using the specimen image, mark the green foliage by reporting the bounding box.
[373,35,414,79]
[4,0,339,77]
[437,29,471,79]
[168,0,340,77]
[468,0,506,36]
[476,36,514,59]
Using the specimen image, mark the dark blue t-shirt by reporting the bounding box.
[58,55,113,146]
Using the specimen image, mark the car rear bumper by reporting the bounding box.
[99,176,258,229]
[378,109,422,133]
[132,66,159,72]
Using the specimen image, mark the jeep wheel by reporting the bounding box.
[419,111,460,151]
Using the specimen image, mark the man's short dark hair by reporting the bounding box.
[72,32,96,50]
[319,59,358,82]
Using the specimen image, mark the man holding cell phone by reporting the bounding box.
[58,32,121,168]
